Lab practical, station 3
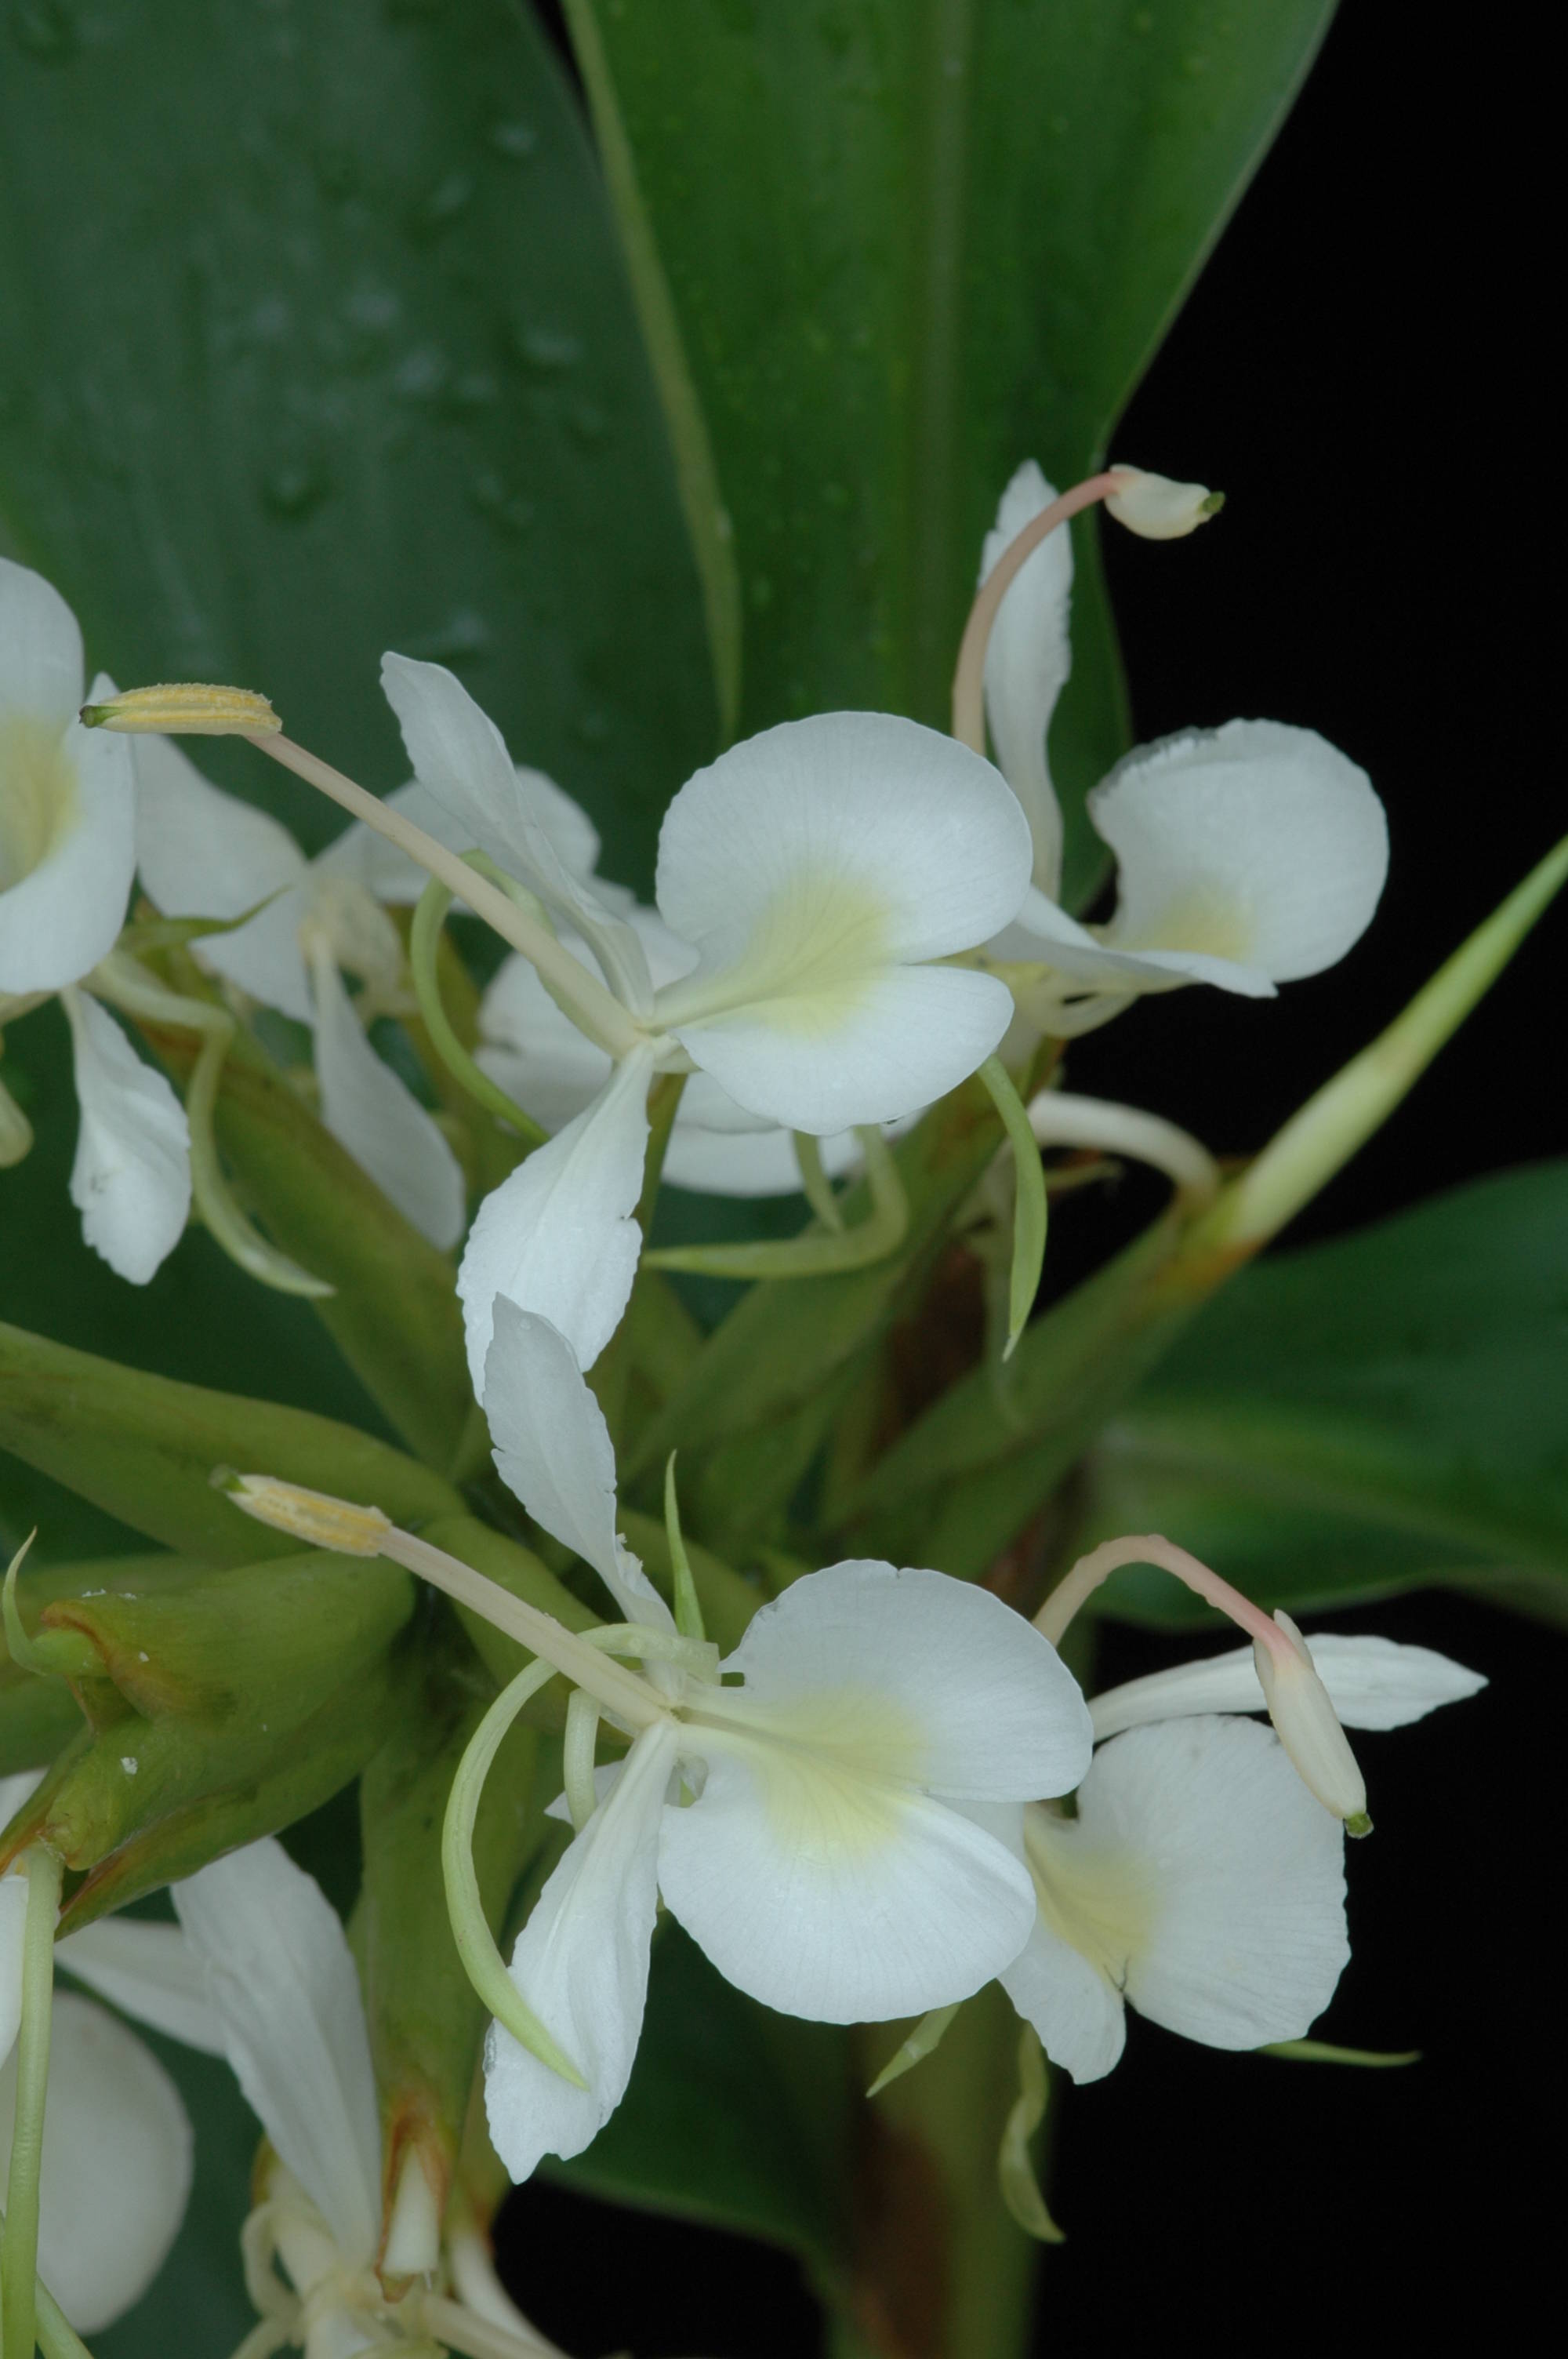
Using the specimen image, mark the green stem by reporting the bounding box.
[0,2208,94,2359]
[408,878,548,1148]
[2,1844,64,2359]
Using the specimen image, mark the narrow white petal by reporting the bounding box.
[64,988,191,1284]
[0,558,83,724]
[980,461,1073,896]
[0,711,135,995]
[379,655,652,1011]
[55,1918,227,2055]
[310,954,466,1248]
[1091,1634,1488,1742]
[673,961,1015,1135]
[172,1837,381,2267]
[131,732,314,1021]
[0,1993,192,2333]
[999,1912,1127,2086]
[1094,722,1388,982]
[658,1744,1036,2023]
[1045,1717,1348,2054]
[458,1046,652,1384]
[484,1300,673,1629]
[485,1721,676,2181]
[719,1562,1091,1801]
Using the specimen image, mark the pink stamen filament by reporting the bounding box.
[950,471,1128,756]
[1035,1532,1294,1663]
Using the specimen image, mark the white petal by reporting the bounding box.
[0,558,83,725]
[0,1992,192,2333]
[55,1918,227,2055]
[310,954,466,1249]
[1008,881,1277,1000]
[718,1562,1092,1801]
[172,1837,381,2267]
[660,1116,851,1198]
[458,1046,653,1384]
[1091,1633,1487,1742]
[477,950,614,1133]
[0,710,135,996]
[658,1744,1036,2023]
[314,777,487,905]
[64,988,191,1284]
[131,732,314,1022]
[1047,1717,1349,2053]
[981,461,1073,896]
[380,656,652,1012]
[1000,1910,1127,2086]
[485,1720,676,2181]
[0,1873,27,2069]
[653,714,1030,1129]
[1094,722,1388,982]
[484,1299,673,1630]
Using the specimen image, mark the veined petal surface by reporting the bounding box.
[0,1992,193,2332]
[64,988,191,1284]
[1091,1633,1486,1742]
[459,1045,653,1384]
[485,1720,677,2181]
[172,1837,382,2268]
[1094,721,1388,981]
[485,1300,673,1630]
[981,461,1073,896]
[310,954,466,1249]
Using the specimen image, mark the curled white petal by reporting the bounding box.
[0,1991,192,2333]
[310,952,466,1249]
[485,1720,677,2181]
[980,460,1073,896]
[459,1045,653,1385]
[172,1837,382,2267]
[64,988,191,1284]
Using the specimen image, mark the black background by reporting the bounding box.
[499,5,1559,2350]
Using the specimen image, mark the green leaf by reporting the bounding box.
[550,1923,851,2280]
[568,0,1335,897]
[0,0,713,884]
[1072,1165,1568,1625]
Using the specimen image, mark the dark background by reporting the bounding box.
[500,5,1558,2350]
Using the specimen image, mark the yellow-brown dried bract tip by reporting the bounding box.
[80,682,281,736]
[217,1470,392,1556]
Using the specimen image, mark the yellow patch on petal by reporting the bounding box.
[1117,888,1254,963]
[0,717,78,892]
[662,867,892,1038]
[1022,1804,1153,1990]
[689,1683,929,1862]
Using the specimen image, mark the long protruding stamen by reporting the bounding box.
[246,731,643,1059]
[1027,1089,1220,1207]
[1037,1534,1369,1829]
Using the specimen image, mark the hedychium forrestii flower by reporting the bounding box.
[974,1536,1486,2085]
[0,1768,198,2343]
[956,463,1391,1038]
[225,1299,1094,2184]
[0,557,194,1283]
[88,663,1035,1379]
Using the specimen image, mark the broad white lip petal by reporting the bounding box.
[719,1562,1092,1801]
[484,1299,673,1630]
[1090,1631,1487,1743]
[64,987,191,1284]
[1093,721,1388,982]
[0,1990,194,2333]
[172,1837,382,2268]
[1079,1716,1348,2052]
[310,953,466,1249]
[485,1719,677,2182]
[131,732,315,1023]
[380,654,653,1013]
[0,556,83,725]
[458,1045,653,1385]
[55,1917,227,2055]
[980,460,1073,897]
[657,1743,1037,2023]
[652,712,1030,1130]
[1,703,136,998]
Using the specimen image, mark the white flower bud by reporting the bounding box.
[1104,467,1224,540]
[1253,1609,1372,1834]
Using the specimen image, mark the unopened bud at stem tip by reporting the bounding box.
[1105,467,1225,540]
[81,682,281,736]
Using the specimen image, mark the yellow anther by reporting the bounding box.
[218,1472,392,1556]
[80,682,281,736]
